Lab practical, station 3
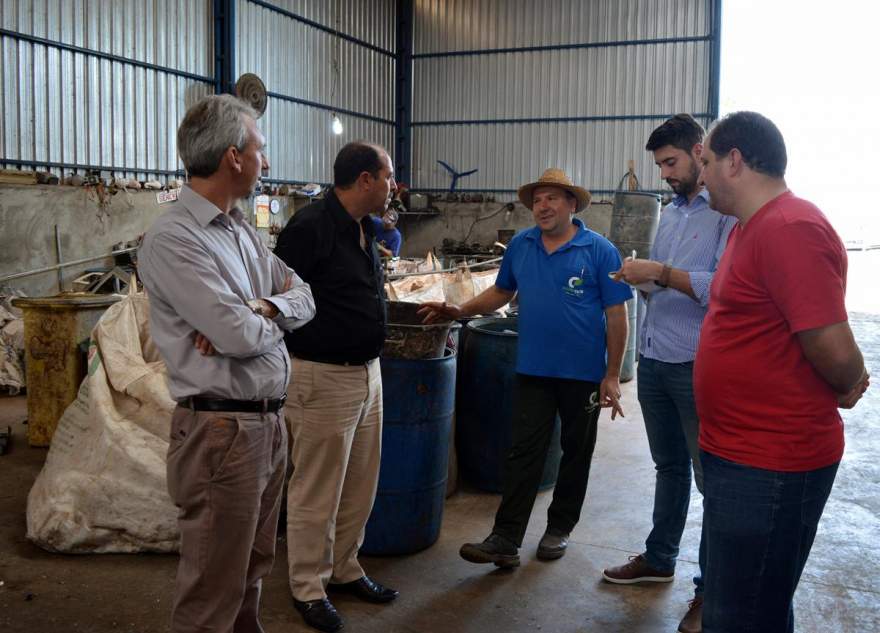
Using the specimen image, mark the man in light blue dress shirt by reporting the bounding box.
[602,114,736,633]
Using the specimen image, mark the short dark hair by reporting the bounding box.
[645,113,704,153]
[334,142,383,187]
[708,111,787,178]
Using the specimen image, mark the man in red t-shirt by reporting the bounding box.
[694,111,869,633]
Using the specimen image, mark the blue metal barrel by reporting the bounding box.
[361,349,456,555]
[456,317,562,493]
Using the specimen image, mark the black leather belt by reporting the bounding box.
[293,353,373,367]
[180,395,286,414]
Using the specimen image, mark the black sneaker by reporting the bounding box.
[536,529,569,560]
[459,533,520,568]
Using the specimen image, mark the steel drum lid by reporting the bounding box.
[465,316,519,336]
[12,292,122,310]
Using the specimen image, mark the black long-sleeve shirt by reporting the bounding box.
[273,189,387,363]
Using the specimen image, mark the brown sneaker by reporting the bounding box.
[678,596,703,633]
[601,554,674,584]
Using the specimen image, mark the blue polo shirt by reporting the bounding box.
[495,218,632,382]
[370,216,402,256]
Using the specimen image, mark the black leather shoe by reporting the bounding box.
[293,597,344,632]
[328,576,399,603]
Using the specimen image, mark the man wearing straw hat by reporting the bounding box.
[421,168,631,567]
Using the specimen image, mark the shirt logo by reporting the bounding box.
[564,276,585,296]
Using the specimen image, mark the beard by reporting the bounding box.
[667,162,701,197]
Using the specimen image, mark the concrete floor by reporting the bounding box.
[1,314,878,633]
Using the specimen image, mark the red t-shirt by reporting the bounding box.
[695,191,848,471]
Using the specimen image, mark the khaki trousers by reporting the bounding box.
[166,406,288,633]
[285,357,383,601]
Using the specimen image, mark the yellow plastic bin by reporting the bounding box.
[11,293,121,447]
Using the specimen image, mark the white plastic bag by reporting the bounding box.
[26,285,179,553]
[0,301,25,394]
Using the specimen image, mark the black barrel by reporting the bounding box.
[456,317,561,493]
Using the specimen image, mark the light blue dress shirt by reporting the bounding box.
[639,189,737,363]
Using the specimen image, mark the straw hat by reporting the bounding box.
[517,168,591,213]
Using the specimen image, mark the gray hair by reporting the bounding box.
[177,94,258,178]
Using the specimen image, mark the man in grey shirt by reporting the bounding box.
[139,94,315,633]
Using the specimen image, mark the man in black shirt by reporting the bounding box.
[274,142,397,633]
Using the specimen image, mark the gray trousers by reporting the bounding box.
[166,406,288,633]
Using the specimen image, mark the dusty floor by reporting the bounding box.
[1,313,878,633]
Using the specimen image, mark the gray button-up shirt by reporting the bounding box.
[138,186,315,401]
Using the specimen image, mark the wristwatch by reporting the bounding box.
[655,264,672,288]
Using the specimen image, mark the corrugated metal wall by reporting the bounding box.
[0,0,214,180]
[236,0,396,184]
[248,0,395,51]
[410,0,716,199]
[414,0,708,51]
[0,0,397,185]
[0,0,715,191]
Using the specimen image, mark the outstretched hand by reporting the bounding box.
[417,301,463,324]
[612,258,661,285]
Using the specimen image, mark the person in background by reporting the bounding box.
[602,114,736,633]
[695,111,869,633]
[138,94,316,633]
[420,168,631,569]
[371,207,402,257]
[273,141,398,633]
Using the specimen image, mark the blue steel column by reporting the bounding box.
[395,0,414,186]
[708,0,723,121]
[214,0,236,94]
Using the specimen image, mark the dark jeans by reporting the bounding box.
[638,356,706,596]
[493,373,600,547]
[702,450,839,633]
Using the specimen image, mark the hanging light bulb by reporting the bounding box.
[331,113,343,135]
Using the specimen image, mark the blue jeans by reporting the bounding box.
[638,356,705,596]
[702,450,839,633]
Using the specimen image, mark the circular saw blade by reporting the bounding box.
[235,73,267,118]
